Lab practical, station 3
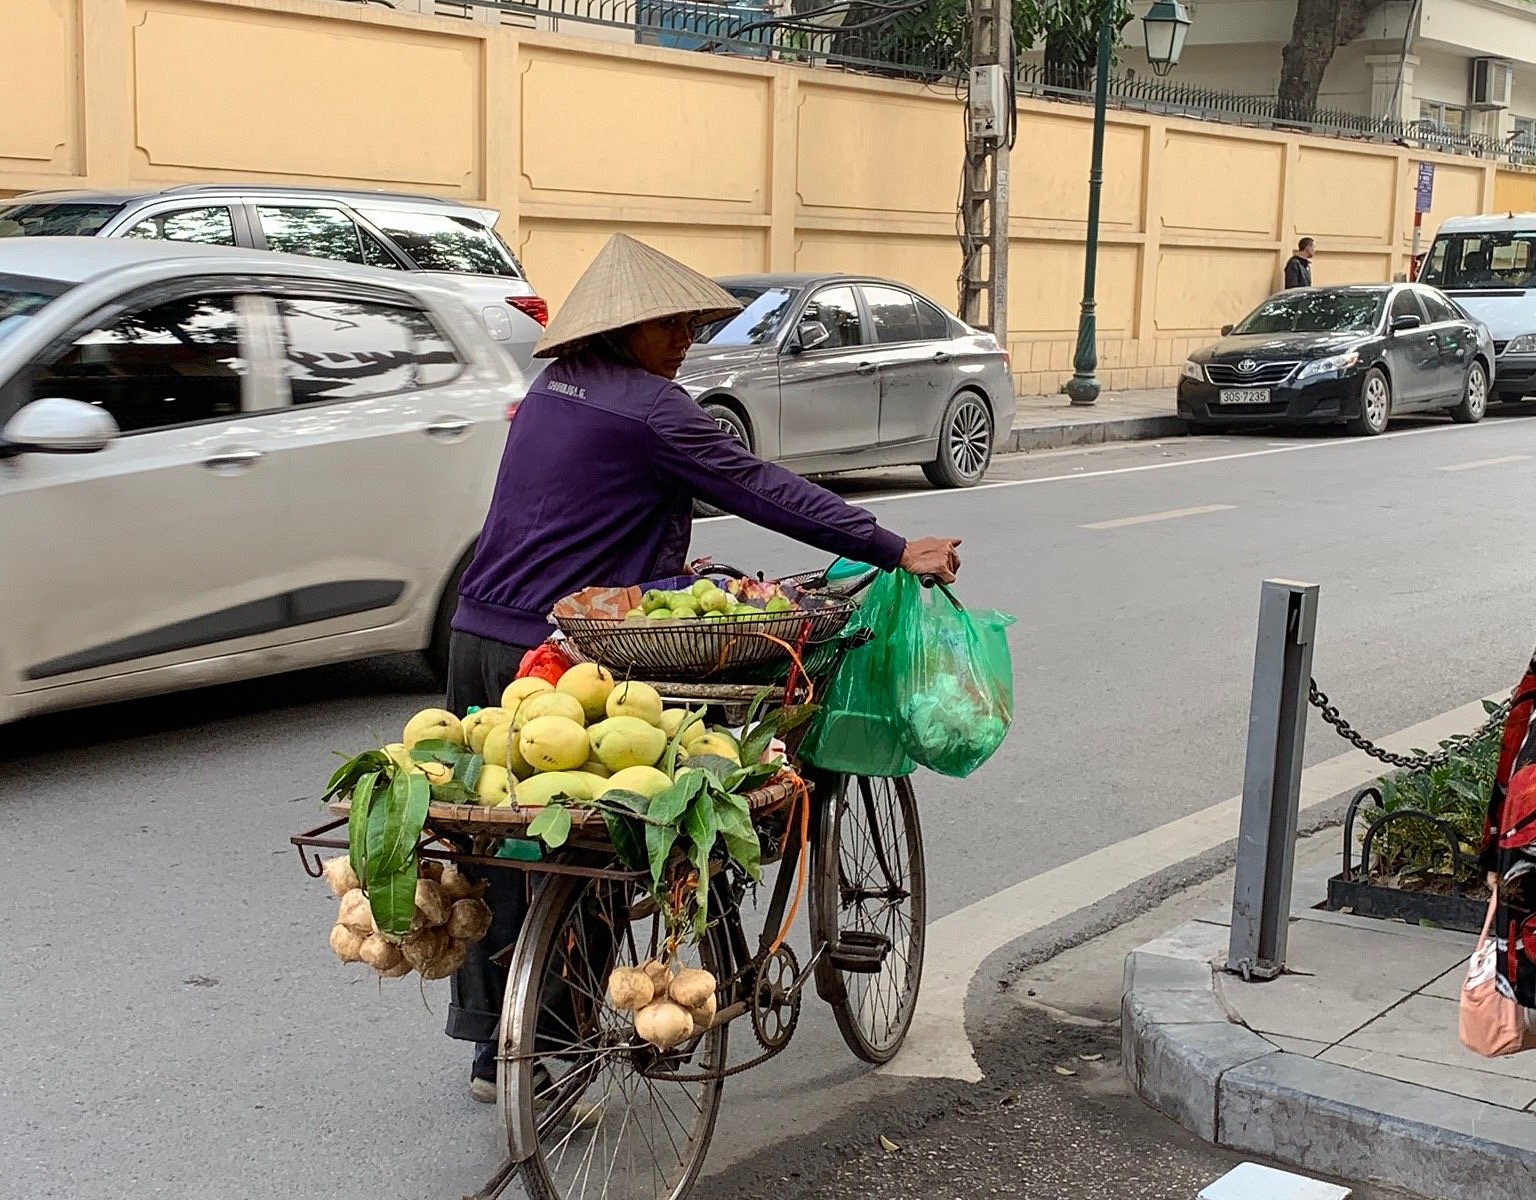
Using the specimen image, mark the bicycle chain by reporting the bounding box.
[1308,679,1510,770]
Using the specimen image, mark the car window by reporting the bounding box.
[360,228,403,270]
[801,286,864,349]
[1390,290,1424,323]
[359,210,520,277]
[1420,232,1536,290]
[863,286,923,344]
[1233,291,1385,334]
[0,202,126,238]
[257,206,367,264]
[274,298,463,403]
[0,272,70,346]
[916,298,951,340]
[1418,290,1461,325]
[694,285,797,347]
[29,294,246,433]
[122,206,237,246]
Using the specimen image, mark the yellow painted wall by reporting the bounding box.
[2,0,1525,396]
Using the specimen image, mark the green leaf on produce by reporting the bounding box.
[744,686,776,732]
[723,761,781,794]
[365,772,431,937]
[683,791,718,938]
[647,819,681,888]
[324,750,389,802]
[740,703,817,769]
[347,770,379,888]
[713,795,762,883]
[601,809,648,872]
[430,780,479,807]
[648,772,704,826]
[602,789,653,817]
[527,805,573,849]
[662,708,707,777]
[453,752,484,794]
[410,739,465,764]
[684,754,739,783]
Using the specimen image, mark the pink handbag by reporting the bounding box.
[1459,893,1536,1058]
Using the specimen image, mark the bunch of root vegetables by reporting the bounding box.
[322,856,494,981]
[608,961,718,1050]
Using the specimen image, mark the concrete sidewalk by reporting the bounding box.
[1008,387,1183,452]
[1124,854,1536,1200]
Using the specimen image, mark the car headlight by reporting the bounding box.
[1180,360,1204,383]
[1504,334,1536,355]
[1296,350,1360,382]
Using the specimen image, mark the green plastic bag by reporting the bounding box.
[801,569,916,778]
[891,575,1015,778]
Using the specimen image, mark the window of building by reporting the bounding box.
[1419,101,1466,133]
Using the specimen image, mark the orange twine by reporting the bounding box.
[767,770,811,955]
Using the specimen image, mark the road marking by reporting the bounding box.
[1082,503,1234,530]
[880,692,1503,1083]
[1439,454,1529,472]
[694,422,1504,524]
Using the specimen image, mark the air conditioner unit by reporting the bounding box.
[1471,58,1513,109]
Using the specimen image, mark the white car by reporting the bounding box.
[0,238,522,725]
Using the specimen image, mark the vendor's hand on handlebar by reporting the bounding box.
[899,537,961,584]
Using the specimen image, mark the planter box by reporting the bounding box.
[1325,873,1485,934]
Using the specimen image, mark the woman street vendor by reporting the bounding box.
[445,233,963,1101]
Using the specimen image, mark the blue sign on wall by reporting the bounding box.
[1415,162,1436,214]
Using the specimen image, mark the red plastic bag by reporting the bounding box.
[516,641,575,686]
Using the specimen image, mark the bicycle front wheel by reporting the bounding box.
[811,774,927,1064]
[500,872,729,1200]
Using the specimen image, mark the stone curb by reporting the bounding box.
[1124,922,1536,1200]
[1006,413,1187,453]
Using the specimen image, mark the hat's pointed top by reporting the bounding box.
[533,233,742,359]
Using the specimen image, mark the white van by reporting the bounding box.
[1419,213,1536,401]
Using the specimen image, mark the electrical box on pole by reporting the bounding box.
[958,0,1011,336]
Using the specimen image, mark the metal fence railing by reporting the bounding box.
[332,0,1536,166]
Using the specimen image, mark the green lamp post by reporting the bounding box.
[1064,0,1193,405]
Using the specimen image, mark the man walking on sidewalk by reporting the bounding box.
[1284,238,1315,289]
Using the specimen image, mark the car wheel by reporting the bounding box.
[425,550,472,688]
[1450,361,1489,424]
[1349,368,1391,436]
[922,392,994,488]
[695,403,751,518]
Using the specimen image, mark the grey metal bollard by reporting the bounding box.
[1227,579,1319,981]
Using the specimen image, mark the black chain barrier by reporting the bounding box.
[1308,680,1511,771]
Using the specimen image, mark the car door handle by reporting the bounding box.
[933,351,952,364]
[202,449,263,471]
[424,418,472,438]
[856,363,877,376]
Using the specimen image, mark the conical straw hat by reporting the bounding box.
[534,233,743,359]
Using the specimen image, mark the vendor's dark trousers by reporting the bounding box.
[444,629,533,1045]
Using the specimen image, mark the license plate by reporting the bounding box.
[1218,388,1270,406]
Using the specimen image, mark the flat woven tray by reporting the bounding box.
[328,773,800,838]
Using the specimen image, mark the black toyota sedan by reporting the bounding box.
[1177,284,1494,436]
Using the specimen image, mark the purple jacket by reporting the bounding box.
[453,350,907,648]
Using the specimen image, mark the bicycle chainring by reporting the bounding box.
[750,944,802,1052]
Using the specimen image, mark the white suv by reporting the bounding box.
[0,185,548,371]
[0,238,523,724]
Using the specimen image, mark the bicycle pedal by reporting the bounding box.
[829,931,891,973]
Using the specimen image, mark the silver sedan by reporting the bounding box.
[681,274,1015,487]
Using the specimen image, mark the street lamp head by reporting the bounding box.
[1142,0,1192,77]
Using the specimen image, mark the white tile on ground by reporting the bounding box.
[1263,1035,1331,1057]
[1340,993,1536,1083]
[1319,1044,1536,1110]
[1198,1161,1350,1199]
[1217,971,1395,1044]
[1280,920,1473,994]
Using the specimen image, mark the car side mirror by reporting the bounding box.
[1220,324,1234,337]
[1390,314,1422,334]
[0,397,119,458]
[792,320,831,354]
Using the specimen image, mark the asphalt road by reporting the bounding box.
[5,412,1535,1200]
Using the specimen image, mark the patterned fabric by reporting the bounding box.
[1480,649,1536,1006]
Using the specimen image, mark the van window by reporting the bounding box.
[0,202,125,238]
[359,210,520,278]
[1420,232,1536,289]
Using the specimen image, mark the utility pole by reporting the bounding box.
[959,0,1012,336]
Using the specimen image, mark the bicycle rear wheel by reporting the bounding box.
[501,873,730,1200]
[811,774,926,1064]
